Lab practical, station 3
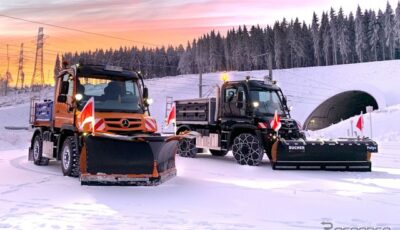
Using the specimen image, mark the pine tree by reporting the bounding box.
[347,12,357,63]
[369,10,380,61]
[337,7,350,63]
[384,2,395,59]
[54,54,61,83]
[320,12,331,65]
[330,8,339,64]
[311,12,321,66]
[273,22,283,69]
[355,6,365,62]
[394,2,400,54]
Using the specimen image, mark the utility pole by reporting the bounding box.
[263,53,273,84]
[16,43,25,89]
[31,27,45,92]
[366,106,373,138]
[350,120,354,137]
[268,53,273,81]
[5,44,12,95]
[199,70,203,98]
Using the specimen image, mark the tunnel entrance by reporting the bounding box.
[304,91,378,130]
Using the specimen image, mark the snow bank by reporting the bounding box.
[309,104,400,143]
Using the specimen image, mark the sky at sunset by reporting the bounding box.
[0,0,398,85]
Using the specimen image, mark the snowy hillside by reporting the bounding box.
[145,60,400,134]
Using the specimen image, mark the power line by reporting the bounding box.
[0,14,161,47]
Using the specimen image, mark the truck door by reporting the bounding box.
[222,86,247,118]
[222,86,237,117]
[53,73,75,128]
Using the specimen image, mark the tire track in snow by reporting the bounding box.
[9,155,62,177]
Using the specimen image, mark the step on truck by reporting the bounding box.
[175,77,378,171]
[29,63,178,185]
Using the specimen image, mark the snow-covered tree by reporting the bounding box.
[384,2,395,59]
[311,12,321,66]
[337,7,350,64]
[355,6,365,62]
[369,11,380,61]
[330,8,339,65]
[320,12,331,65]
[394,2,400,51]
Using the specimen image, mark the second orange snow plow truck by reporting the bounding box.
[175,77,378,171]
[29,64,178,185]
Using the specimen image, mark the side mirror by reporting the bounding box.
[237,91,244,109]
[282,95,287,105]
[60,81,69,95]
[237,91,244,102]
[57,95,67,103]
[143,87,149,100]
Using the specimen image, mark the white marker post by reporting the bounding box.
[350,120,354,137]
[366,106,374,138]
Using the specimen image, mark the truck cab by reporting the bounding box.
[175,78,303,165]
[28,64,179,185]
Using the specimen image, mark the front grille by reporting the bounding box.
[107,123,141,128]
[280,119,296,129]
[103,117,143,130]
[105,118,141,122]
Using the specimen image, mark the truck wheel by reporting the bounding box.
[61,136,80,177]
[178,138,197,158]
[32,134,49,166]
[210,149,228,157]
[232,133,263,166]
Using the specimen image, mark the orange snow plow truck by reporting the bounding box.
[29,63,178,185]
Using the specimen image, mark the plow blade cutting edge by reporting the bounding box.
[271,139,378,171]
[80,134,178,185]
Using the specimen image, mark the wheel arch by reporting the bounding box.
[176,125,192,135]
[30,127,46,149]
[57,129,78,160]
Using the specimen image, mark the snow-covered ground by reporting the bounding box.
[310,104,400,143]
[1,62,400,229]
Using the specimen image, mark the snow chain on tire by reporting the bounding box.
[32,133,49,166]
[61,136,80,177]
[178,138,198,158]
[232,133,264,166]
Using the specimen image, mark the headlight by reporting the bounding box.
[252,101,259,108]
[75,94,83,101]
[146,98,154,105]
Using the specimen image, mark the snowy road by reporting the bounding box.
[0,131,399,229]
[0,76,400,229]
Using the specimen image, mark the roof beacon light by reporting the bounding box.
[221,72,229,82]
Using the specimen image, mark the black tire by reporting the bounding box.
[32,134,49,166]
[210,149,228,157]
[232,133,264,166]
[178,138,198,158]
[61,136,80,177]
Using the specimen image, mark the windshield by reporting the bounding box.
[76,76,143,113]
[250,90,284,116]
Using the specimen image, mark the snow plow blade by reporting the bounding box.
[271,139,378,171]
[80,133,178,186]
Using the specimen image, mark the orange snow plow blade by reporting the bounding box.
[80,133,178,186]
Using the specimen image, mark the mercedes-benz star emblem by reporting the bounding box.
[121,119,130,128]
